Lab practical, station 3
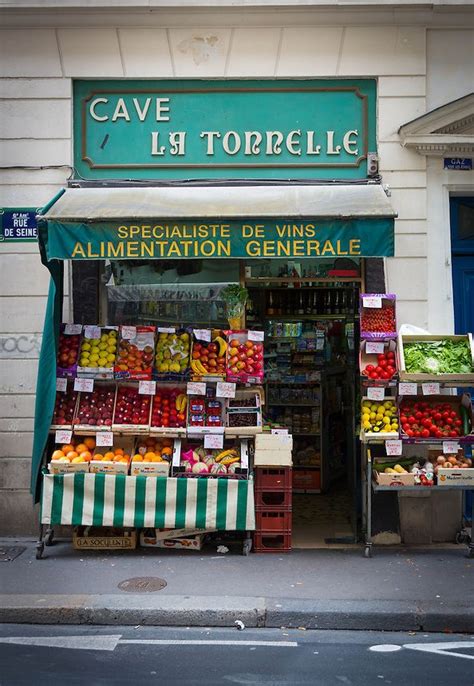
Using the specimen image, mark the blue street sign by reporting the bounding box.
[0,208,38,241]
[443,158,473,171]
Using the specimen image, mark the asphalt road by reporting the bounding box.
[0,625,473,685]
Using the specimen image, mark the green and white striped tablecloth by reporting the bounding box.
[41,473,255,531]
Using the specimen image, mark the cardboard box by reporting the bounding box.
[398,333,474,382]
[73,527,136,550]
[437,468,474,486]
[359,339,397,379]
[140,530,204,550]
[374,472,415,486]
[48,461,89,475]
[130,461,170,477]
[399,394,473,439]
[255,433,293,450]
[360,293,397,340]
[77,326,119,379]
[254,451,293,467]
[90,460,129,475]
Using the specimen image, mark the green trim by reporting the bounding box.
[113,475,126,527]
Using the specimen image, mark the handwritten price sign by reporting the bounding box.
[366,342,385,354]
[96,432,114,447]
[55,429,72,444]
[187,382,206,396]
[56,378,67,393]
[139,380,156,395]
[158,327,175,334]
[194,329,211,342]
[204,433,224,449]
[367,386,385,401]
[74,378,94,393]
[443,441,460,455]
[385,440,403,456]
[216,382,236,398]
[399,382,417,396]
[362,296,382,308]
[248,330,265,342]
[422,382,440,396]
[121,326,136,340]
[84,325,101,340]
[64,324,82,335]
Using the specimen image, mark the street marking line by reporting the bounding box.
[0,636,121,651]
[120,639,297,647]
[403,641,474,661]
[369,645,402,653]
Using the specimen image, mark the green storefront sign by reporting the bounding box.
[74,79,376,180]
[43,217,394,260]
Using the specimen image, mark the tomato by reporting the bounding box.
[406,429,414,437]
[415,411,423,420]
[366,365,375,372]
[379,359,388,368]
[446,417,453,425]
[408,416,416,425]
[434,412,442,422]
[454,419,462,427]
[421,429,430,438]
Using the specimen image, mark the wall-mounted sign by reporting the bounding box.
[0,208,38,242]
[74,79,376,180]
[44,216,394,261]
[443,158,472,171]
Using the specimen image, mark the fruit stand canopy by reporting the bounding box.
[31,183,395,499]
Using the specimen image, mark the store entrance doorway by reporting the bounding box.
[245,259,361,548]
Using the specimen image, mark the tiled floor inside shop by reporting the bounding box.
[292,483,354,548]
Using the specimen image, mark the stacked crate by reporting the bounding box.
[253,434,293,553]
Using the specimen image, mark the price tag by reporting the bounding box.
[367,386,385,401]
[187,382,206,396]
[56,378,67,393]
[194,329,211,342]
[158,327,175,334]
[386,440,403,456]
[55,429,72,444]
[271,429,289,435]
[443,440,460,454]
[74,378,94,393]
[84,325,101,340]
[362,296,382,308]
[204,433,224,449]
[248,330,264,342]
[96,432,114,447]
[366,341,385,354]
[422,382,440,396]
[139,380,156,395]
[121,326,136,340]
[316,338,325,351]
[216,381,236,398]
[64,324,82,335]
[399,382,417,396]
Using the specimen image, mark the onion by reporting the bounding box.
[436,456,446,465]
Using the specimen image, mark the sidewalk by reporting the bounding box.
[1,538,473,632]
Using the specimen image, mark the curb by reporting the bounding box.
[1,595,473,633]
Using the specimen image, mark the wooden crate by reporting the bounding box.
[73,527,136,550]
[398,333,474,382]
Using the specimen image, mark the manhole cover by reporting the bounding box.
[118,577,167,593]
[0,546,26,562]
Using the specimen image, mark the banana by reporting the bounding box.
[215,448,238,463]
[175,394,188,412]
[214,336,228,358]
[221,456,240,466]
[195,360,209,375]
[180,395,188,412]
[191,360,206,375]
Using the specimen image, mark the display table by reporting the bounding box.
[41,472,255,530]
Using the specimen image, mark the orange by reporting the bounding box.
[75,443,87,454]
[80,451,92,462]
[132,454,143,462]
[103,451,115,461]
[144,451,156,461]
[162,447,172,456]
[72,456,85,464]
[114,448,124,456]
[52,449,65,461]
[84,437,96,450]
[62,444,74,454]
[66,451,78,460]
[123,454,130,461]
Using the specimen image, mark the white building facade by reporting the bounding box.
[0,0,473,534]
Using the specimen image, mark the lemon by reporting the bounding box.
[89,353,99,362]
[79,357,89,367]
[107,344,116,352]
[81,350,90,359]
[382,416,390,424]
[82,342,91,352]
[109,330,118,337]
[97,357,108,367]
[106,353,116,363]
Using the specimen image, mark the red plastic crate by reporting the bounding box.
[255,488,292,510]
[254,467,292,491]
[256,510,292,531]
[253,531,291,553]
[292,469,321,492]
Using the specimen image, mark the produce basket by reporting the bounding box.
[172,438,249,478]
[225,330,264,384]
[73,382,117,433]
[225,388,264,436]
[359,339,397,382]
[150,384,188,437]
[398,333,474,382]
[50,383,78,431]
[114,325,155,380]
[77,326,119,380]
[398,394,473,441]
[56,324,82,378]
[153,327,192,382]
[360,396,399,441]
[190,329,227,381]
[90,436,135,475]
[48,435,96,474]
[129,436,176,476]
[112,382,152,434]
[360,294,397,340]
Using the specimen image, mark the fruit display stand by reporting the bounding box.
[360,310,474,558]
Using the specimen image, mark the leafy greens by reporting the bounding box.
[404,339,473,374]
